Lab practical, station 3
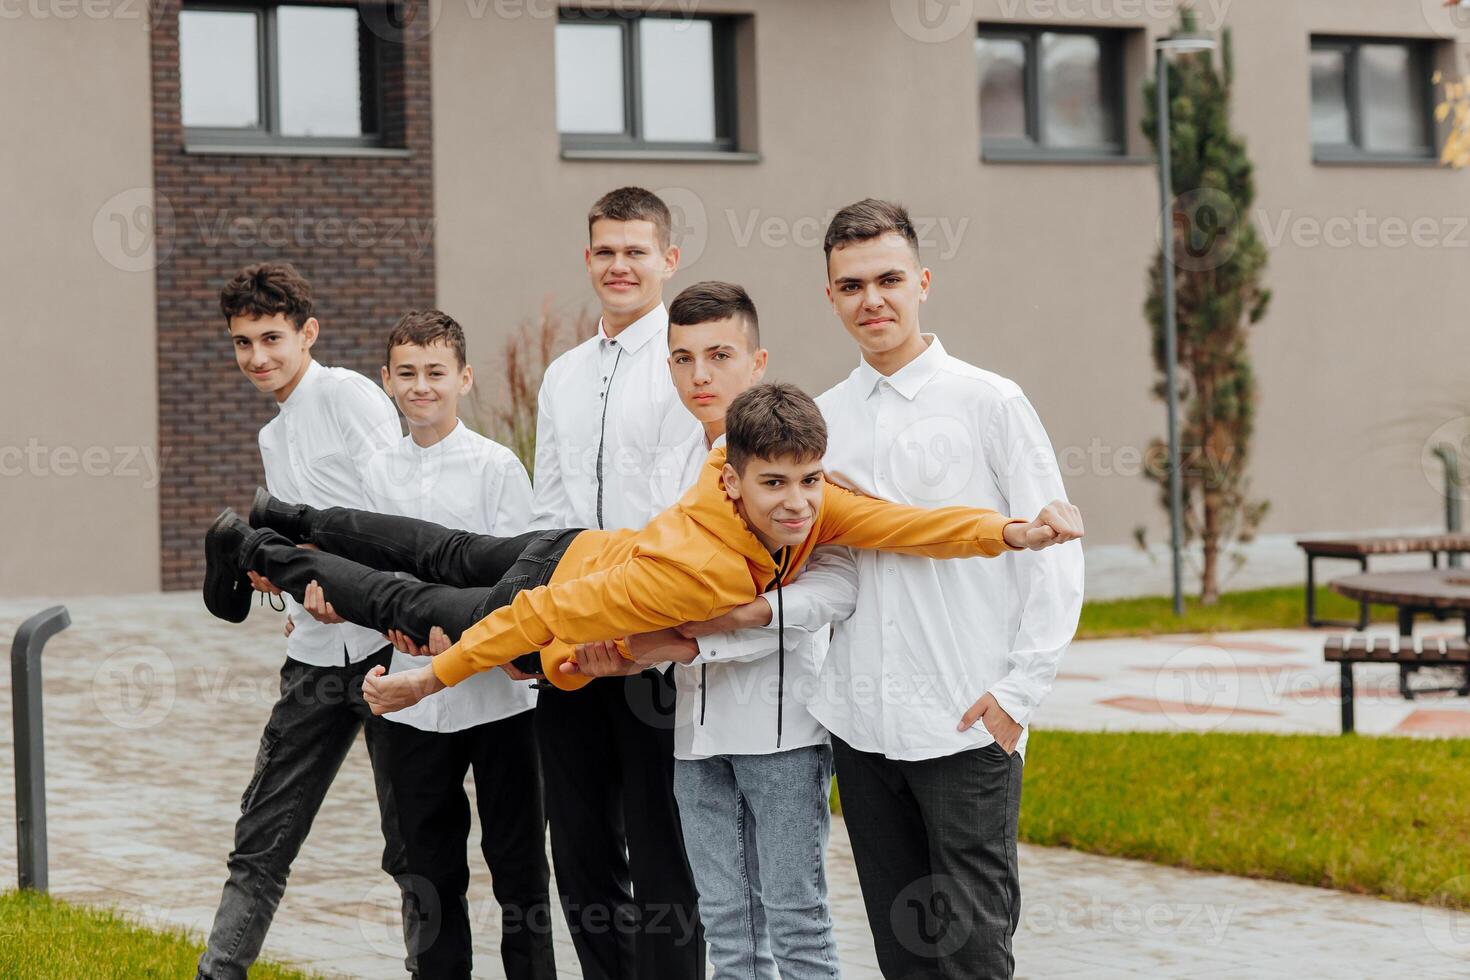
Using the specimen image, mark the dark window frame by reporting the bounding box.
[181,0,385,149]
[977,24,1126,161]
[556,8,740,154]
[1310,35,1435,163]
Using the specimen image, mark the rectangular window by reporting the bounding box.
[1310,36,1433,162]
[180,2,383,147]
[977,26,1124,159]
[556,10,739,153]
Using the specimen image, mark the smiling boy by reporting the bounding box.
[196,262,412,980]
[360,311,555,979]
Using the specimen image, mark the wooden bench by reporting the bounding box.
[1323,634,1470,733]
[1297,534,1470,628]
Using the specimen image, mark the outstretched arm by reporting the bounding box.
[817,482,1082,557]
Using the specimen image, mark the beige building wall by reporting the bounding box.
[433,0,1467,559]
[0,10,160,596]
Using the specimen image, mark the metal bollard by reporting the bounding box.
[10,605,70,892]
[1433,444,1463,569]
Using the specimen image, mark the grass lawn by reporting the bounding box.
[0,890,321,979]
[1076,584,1397,639]
[1020,730,1470,909]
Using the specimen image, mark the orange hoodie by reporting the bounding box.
[431,446,1026,690]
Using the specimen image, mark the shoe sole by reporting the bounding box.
[248,487,271,530]
[203,510,252,624]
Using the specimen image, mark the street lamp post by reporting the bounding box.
[1155,31,1216,617]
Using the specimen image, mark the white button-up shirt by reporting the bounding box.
[791,335,1084,761]
[656,432,856,760]
[366,421,538,732]
[529,304,701,531]
[257,360,402,667]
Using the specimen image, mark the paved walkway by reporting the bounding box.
[1,593,1468,977]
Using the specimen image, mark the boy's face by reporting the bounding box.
[381,341,471,430]
[722,454,825,551]
[668,317,768,427]
[825,232,931,360]
[229,313,316,395]
[585,218,678,321]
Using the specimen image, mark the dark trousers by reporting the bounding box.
[386,710,557,980]
[247,503,705,977]
[242,507,580,650]
[537,670,706,980]
[832,737,1023,980]
[198,646,414,980]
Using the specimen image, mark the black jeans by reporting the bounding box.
[832,737,1023,980]
[242,507,582,656]
[387,709,556,980]
[537,671,706,980]
[197,646,414,980]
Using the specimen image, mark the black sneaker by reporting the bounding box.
[248,487,313,544]
[203,509,255,623]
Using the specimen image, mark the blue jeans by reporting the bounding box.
[673,745,840,980]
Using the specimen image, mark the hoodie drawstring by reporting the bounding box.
[775,572,785,749]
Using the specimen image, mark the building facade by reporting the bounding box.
[4,0,1467,597]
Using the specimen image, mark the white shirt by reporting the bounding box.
[657,432,854,760]
[791,335,1085,761]
[365,421,538,732]
[529,304,701,531]
[257,360,402,667]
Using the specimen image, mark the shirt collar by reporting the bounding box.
[596,303,668,354]
[278,359,323,413]
[407,419,464,457]
[857,334,947,401]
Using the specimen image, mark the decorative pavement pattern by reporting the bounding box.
[1,593,1468,977]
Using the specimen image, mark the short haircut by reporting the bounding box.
[822,198,920,264]
[220,261,314,329]
[588,186,673,250]
[725,382,827,475]
[668,281,760,351]
[385,310,467,369]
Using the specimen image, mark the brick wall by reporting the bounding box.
[150,0,435,590]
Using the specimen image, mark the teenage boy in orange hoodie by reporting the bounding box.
[203,383,1083,714]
